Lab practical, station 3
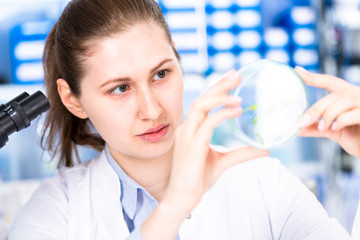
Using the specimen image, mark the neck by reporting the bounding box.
[110,147,173,201]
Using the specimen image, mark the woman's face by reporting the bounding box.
[77,23,183,160]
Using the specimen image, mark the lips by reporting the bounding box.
[137,124,169,142]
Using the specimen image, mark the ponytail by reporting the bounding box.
[41,23,104,168]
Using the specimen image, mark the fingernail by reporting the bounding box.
[318,119,325,131]
[295,66,308,73]
[295,66,311,77]
[232,71,241,80]
[299,114,311,127]
[224,69,236,78]
[331,122,338,131]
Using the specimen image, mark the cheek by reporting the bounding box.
[81,98,134,139]
[163,82,183,121]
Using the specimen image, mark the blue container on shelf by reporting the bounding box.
[263,27,291,64]
[158,0,208,74]
[205,0,263,72]
[9,20,53,84]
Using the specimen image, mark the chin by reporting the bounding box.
[138,140,174,159]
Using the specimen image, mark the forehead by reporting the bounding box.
[82,23,175,80]
[89,23,171,58]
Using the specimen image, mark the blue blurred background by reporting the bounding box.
[1,0,360,238]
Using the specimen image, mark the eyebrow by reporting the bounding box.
[99,58,173,89]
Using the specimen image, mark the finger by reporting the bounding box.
[332,108,360,131]
[196,107,243,143]
[219,146,270,170]
[298,123,324,137]
[184,95,242,136]
[321,93,357,130]
[299,93,338,128]
[298,122,340,141]
[185,71,241,134]
[295,66,349,93]
[197,95,242,115]
[202,71,242,99]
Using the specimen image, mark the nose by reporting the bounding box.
[137,87,163,120]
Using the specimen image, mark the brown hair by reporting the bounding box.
[41,0,179,167]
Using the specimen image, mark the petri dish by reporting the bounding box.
[227,59,309,149]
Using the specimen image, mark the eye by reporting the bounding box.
[112,84,129,94]
[154,70,167,80]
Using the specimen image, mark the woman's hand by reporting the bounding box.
[141,70,269,240]
[165,70,269,214]
[296,66,360,158]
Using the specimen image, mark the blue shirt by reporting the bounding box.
[105,146,180,240]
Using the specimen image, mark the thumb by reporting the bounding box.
[220,146,270,170]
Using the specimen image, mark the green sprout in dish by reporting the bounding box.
[255,133,264,145]
[242,104,262,144]
[243,104,259,124]
[252,116,258,124]
[243,104,259,112]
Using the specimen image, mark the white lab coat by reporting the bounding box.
[352,201,360,239]
[8,151,350,240]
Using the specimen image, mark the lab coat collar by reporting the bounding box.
[90,150,130,238]
[104,145,139,220]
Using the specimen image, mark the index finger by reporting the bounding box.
[219,146,270,171]
[295,66,349,93]
[202,70,242,99]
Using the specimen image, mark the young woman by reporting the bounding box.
[9,0,351,239]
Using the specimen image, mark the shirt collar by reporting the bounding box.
[105,145,140,220]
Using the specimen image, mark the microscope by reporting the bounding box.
[0,91,50,149]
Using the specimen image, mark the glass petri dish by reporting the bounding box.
[227,59,309,149]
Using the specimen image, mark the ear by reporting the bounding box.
[57,78,88,119]
[172,41,176,48]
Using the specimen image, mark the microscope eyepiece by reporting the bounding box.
[0,91,50,149]
[0,92,29,112]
